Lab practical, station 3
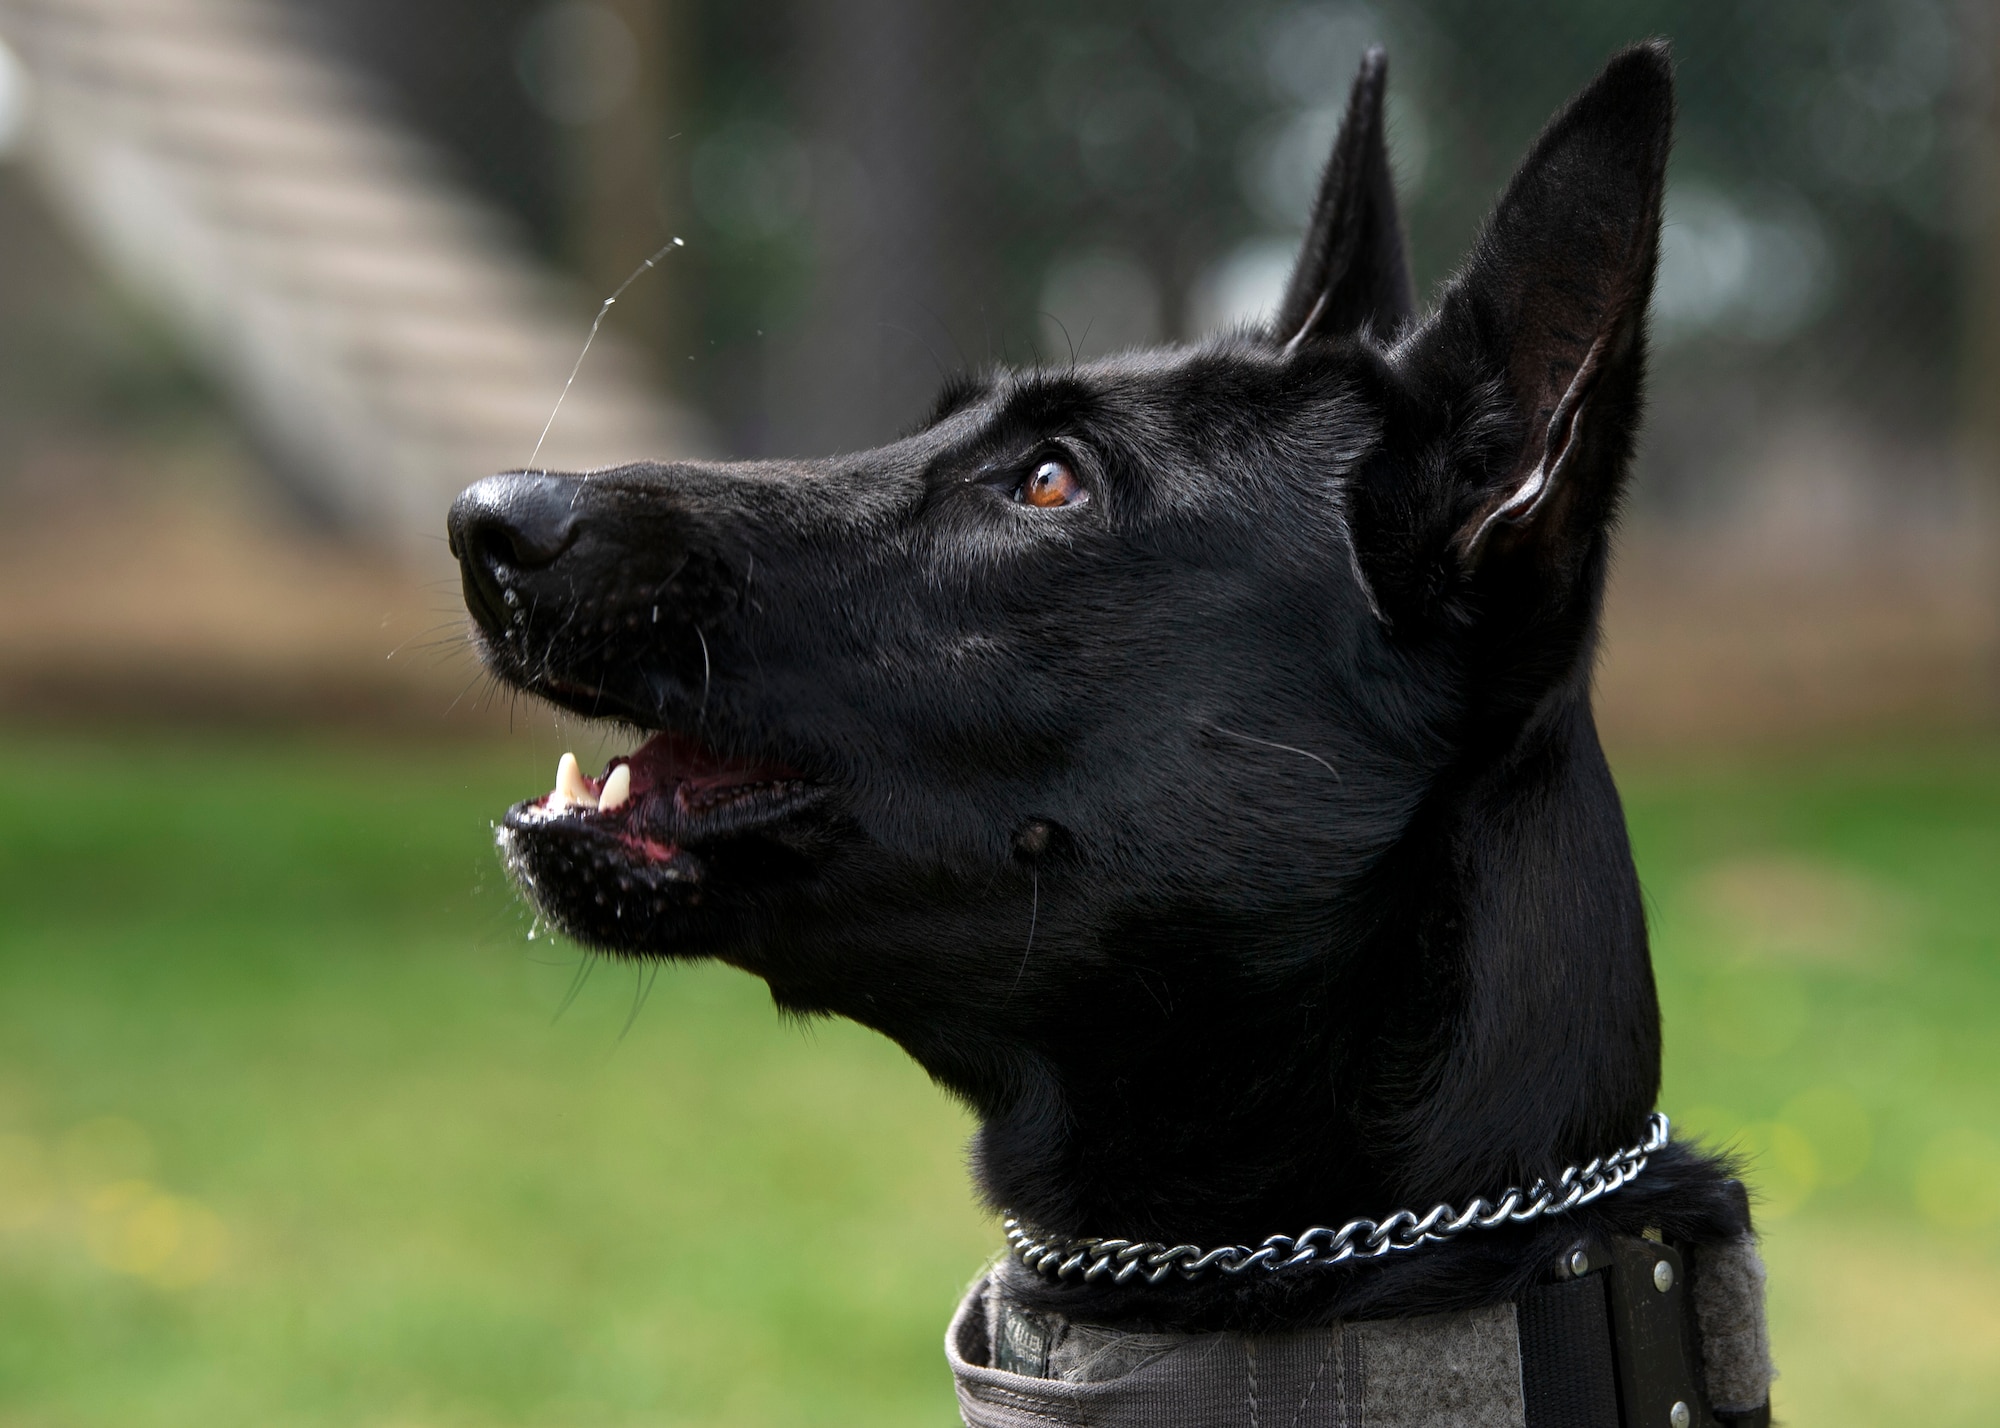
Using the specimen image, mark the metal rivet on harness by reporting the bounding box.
[1653,1259,1674,1292]
[1568,1247,1592,1278]
[1669,1400,1691,1427]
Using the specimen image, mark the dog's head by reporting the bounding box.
[453,46,1673,1230]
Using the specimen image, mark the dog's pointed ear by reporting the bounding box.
[1353,43,1671,633]
[1270,47,1413,349]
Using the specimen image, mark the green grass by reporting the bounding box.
[0,731,1994,1425]
[1632,745,2000,1426]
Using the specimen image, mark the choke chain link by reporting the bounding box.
[1005,1112,1670,1286]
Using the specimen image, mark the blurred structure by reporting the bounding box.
[0,0,698,564]
[0,0,1992,740]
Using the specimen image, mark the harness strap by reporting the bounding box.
[1519,1272,1620,1427]
[951,1280,1525,1428]
[947,1228,1773,1428]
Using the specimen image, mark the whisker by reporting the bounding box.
[531,236,686,479]
[445,666,493,716]
[1006,871,1040,1001]
[695,626,711,720]
[552,951,598,1023]
[1040,311,1076,369]
[1208,725,1342,781]
[619,959,661,1041]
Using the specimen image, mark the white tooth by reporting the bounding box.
[555,752,596,809]
[598,763,632,812]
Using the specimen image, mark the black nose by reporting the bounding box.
[448,472,583,636]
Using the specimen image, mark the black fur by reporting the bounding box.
[449,41,1747,1333]
[1272,46,1413,348]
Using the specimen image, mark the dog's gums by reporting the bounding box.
[500,733,828,922]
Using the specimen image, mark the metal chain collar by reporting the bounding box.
[1005,1112,1670,1286]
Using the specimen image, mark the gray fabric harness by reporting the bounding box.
[951,1277,1528,1428]
[946,1236,1774,1428]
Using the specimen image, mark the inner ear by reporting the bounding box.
[1455,328,1612,564]
[1400,43,1672,583]
[1270,46,1413,350]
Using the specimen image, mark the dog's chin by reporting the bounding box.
[496,729,834,954]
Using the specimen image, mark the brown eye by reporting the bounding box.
[1018,458,1085,509]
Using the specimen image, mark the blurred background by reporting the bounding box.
[0,0,1994,1424]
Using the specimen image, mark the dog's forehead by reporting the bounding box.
[941,338,1377,456]
[983,341,1276,415]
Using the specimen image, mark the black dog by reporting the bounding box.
[452,42,1768,1426]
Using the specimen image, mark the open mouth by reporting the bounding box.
[502,731,825,896]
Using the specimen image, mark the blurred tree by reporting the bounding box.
[293,0,1995,511]
[1962,2,2000,492]
[292,0,562,249]
[298,0,687,366]
[760,0,979,455]
[521,0,683,354]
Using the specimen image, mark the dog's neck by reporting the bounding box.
[969,694,1661,1298]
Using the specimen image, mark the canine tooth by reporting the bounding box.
[555,752,596,809]
[598,763,633,812]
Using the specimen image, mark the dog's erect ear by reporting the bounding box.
[1360,44,1671,624]
[1270,47,1413,349]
